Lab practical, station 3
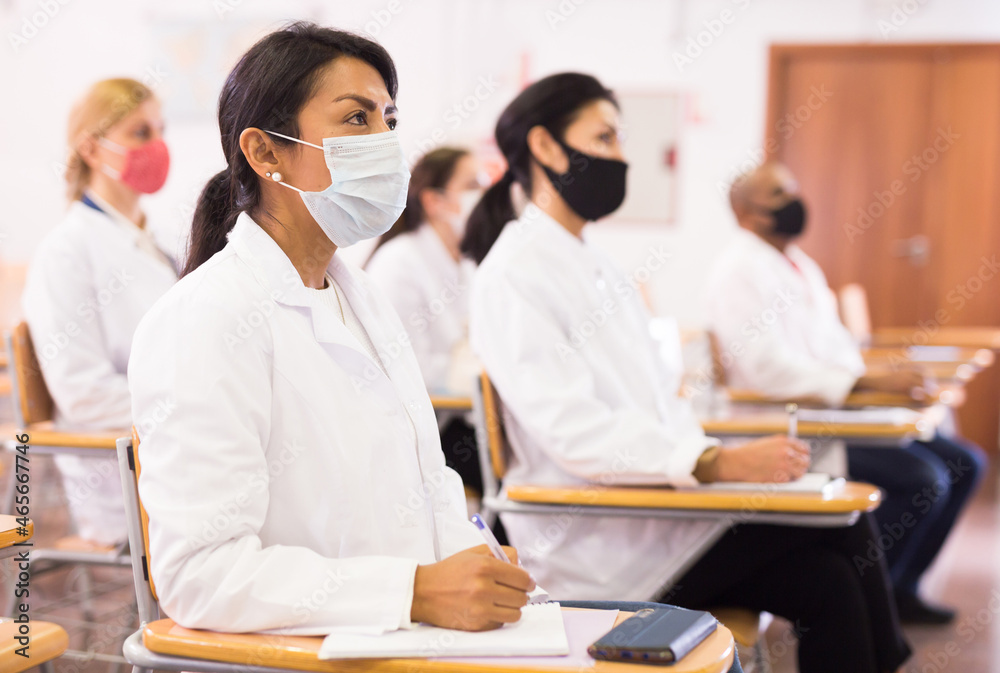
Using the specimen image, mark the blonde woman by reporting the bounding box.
[22,78,178,545]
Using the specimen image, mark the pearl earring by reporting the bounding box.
[270,172,282,182]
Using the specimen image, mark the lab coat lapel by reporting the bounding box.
[329,255,423,399]
[228,214,374,358]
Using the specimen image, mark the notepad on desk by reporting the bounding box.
[318,602,569,659]
[679,473,846,495]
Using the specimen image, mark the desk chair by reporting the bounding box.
[0,512,68,673]
[0,620,68,673]
[116,431,735,673]
[470,372,885,673]
[2,322,131,631]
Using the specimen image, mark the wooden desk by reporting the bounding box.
[429,395,474,412]
[0,620,69,673]
[863,360,978,382]
[140,611,735,673]
[0,423,122,452]
[699,405,939,441]
[862,345,995,369]
[871,327,1000,350]
[0,514,32,560]
[725,386,965,409]
[506,482,880,516]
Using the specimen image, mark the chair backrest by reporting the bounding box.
[6,321,54,427]
[838,282,872,345]
[480,372,508,479]
[117,428,160,625]
[706,331,728,387]
[471,372,511,505]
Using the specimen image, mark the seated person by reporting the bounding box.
[128,22,532,634]
[23,77,177,546]
[465,72,910,673]
[706,161,986,624]
[366,147,486,498]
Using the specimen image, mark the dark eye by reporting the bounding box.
[348,111,367,126]
[387,118,398,130]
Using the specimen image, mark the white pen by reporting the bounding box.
[471,513,510,562]
[786,402,798,439]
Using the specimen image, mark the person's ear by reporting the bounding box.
[419,188,444,222]
[75,134,101,171]
[239,128,281,180]
[526,125,569,174]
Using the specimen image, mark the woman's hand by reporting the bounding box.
[714,435,811,483]
[411,545,535,631]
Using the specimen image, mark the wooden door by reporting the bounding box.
[765,43,1000,452]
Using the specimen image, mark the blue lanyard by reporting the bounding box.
[80,193,105,214]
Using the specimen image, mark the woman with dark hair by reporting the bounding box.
[127,22,533,634]
[367,147,486,497]
[466,72,910,673]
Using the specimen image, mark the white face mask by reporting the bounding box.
[446,189,484,238]
[264,129,411,247]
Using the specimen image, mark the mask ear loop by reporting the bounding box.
[261,129,324,193]
[96,136,126,180]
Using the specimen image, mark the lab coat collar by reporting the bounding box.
[734,227,805,270]
[226,214,391,368]
[76,192,177,273]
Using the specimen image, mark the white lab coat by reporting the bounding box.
[366,226,478,395]
[469,207,723,602]
[704,228,865,406]
[22,197,177,544]
[128,213,483,635]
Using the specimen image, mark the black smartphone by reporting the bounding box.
[587,608,717,665]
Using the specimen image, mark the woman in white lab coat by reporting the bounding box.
[127,22,532,635]
[463,73,910,673]
[366,147,485,495]
[22,78,177,545]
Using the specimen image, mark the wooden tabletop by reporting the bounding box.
[506,481,881,515]
[0,514,32,550]
[142,611,735,673]
[862,345,995,368]
[724,385,965,409]
[699,405,938,440]
[0,621,68,673]
[430,395,475,412]
[0,423,123,450]
[870,327,1000,350]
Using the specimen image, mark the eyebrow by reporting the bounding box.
[334,94,397,116]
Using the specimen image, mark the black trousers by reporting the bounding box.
[439,417,509,545]
[664,514,910,673]
[847,432,987,596]
[439,417,484,495]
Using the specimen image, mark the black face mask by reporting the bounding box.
[770,198,808,237]
[540,136,628,221]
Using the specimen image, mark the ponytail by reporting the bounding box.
[460,171,516,265]
[182,168,239,276]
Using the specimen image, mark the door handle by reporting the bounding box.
[890,235,930,266]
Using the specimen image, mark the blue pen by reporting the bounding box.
[471,513,511,563]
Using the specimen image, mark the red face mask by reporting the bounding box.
[99,137,170,194]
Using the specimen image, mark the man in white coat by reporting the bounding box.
[705,161,986,624]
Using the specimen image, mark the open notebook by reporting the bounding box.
[678,473,846,495]
[318,602,569,659]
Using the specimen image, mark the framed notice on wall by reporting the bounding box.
[608,90,681,224]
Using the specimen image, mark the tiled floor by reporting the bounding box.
[3,450,998,672]
[1,453,137,673]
